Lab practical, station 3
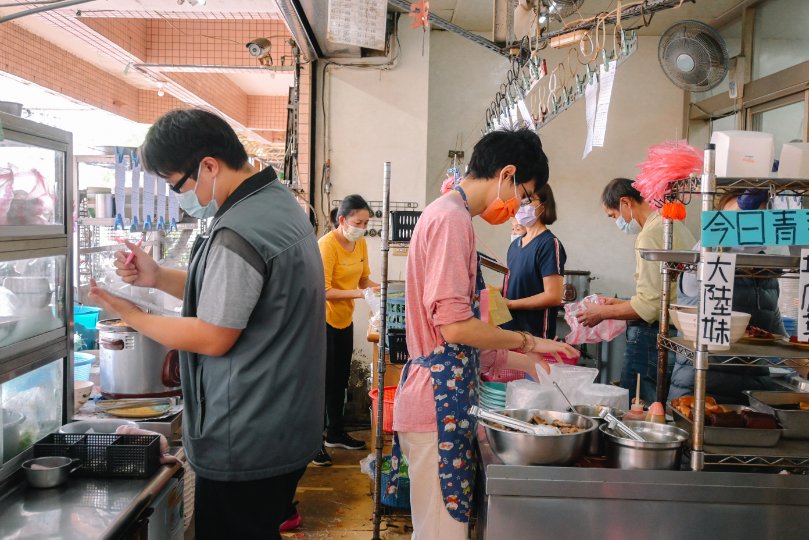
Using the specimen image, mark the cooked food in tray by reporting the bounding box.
[742,325,779,341]
[671,395,778,429]
[490,413,585,434]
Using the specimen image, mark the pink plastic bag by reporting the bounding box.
[564,294,627,345]
[0,168,55,225]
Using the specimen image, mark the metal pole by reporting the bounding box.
[372,162,391,540]
[657,216,673,403]
[692,143,716,472]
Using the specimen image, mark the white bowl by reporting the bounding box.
[673,309,751,350]
[73,380,94,410]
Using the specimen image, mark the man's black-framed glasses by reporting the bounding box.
[169,164,198,194]
[519,184,538,207]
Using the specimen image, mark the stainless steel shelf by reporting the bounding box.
[640,249,798,269]
[689,439,809,469]
[659,336,809,366]
[670,176,809,196]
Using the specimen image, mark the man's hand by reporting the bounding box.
[87,279,141,320]
[576,301,607,327]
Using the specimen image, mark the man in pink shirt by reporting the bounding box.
[390,129,578,539]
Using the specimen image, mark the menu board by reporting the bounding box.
[327,0,387,50]
[699,252,737,348]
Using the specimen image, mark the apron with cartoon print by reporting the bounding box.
[386,186,483,523]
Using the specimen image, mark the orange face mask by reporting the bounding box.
[480,176,520,225]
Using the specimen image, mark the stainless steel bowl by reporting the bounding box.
[22,457,81,488]
[600,421,688,470]
[481,409,597,466]
[573,405,626,456]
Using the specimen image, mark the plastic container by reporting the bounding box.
[623,404,647,422]
[73,352,94,381]
[373,455,410,509]
[369,386,397,433]
[385,294,406,330]
[390,211,421,242]
[34,433,160,478]
[74,305,102,350]
[384,329,408,364]
[646,402,666,424]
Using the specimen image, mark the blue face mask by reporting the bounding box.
[177,164,219,219]
[615,203,642,235]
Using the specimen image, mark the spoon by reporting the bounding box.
[552,382,576,412]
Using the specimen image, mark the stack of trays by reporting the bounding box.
[479,381,506,411]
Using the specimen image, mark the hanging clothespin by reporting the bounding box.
[113,213,125,231]
[114,146,126,165]
[169,218,178,232]
[156,216,166,232]
[143,215,153,233]
[562,87,570,106]
[602,49,609,71]
[129,215,140,233]
[130,150,139,169]
[575,74,584,93]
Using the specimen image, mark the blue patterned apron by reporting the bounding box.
[386,186,483,523]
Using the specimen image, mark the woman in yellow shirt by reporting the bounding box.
[315,195,379,466]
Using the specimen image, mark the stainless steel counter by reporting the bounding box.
[0,448,184,539]
[477,432,809,540]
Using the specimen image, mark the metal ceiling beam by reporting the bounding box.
[387,0,510,58]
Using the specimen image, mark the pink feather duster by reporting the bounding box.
[634,140,703,208]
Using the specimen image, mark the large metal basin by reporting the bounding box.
[481,409,597,466]
[601,421,688,470]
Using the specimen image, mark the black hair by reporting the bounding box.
[536,183,557,225]
[337,194,372,221]
[329,207,339,229]
[601,178,643,210]
[140,108,249,179]
[467,128,549,188]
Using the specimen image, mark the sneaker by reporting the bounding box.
[311,445,332,466]
[324,432,366,450]
[279,506,302,532]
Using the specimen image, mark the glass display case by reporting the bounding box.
[0,111,73,484]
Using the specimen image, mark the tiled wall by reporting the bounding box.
[168,72,248,125]
[138,89,185,121]
[81,17,148,61]
[0,22,140,122]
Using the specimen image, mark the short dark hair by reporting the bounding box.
[601,178,643,210]
[140,108,249,179]
[337,194,372,221]
[536,183,557,225]
[329,207,339,228]
[467,129,549,189]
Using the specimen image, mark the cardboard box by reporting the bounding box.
[778,142,809,179]
[711,130,774,178]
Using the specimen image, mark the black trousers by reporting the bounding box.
[325,323,354,438]
[194,467,306,540]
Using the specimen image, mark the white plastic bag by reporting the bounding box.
[364,288,381,330]
[577,383,629,411]
[534,363,599,410]
[505,379,556,409]
[564,294,627,345]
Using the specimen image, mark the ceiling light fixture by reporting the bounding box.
[156,83,165,97]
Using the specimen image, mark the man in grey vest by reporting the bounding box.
[89,108,326,539]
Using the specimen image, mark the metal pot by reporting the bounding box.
[563,270,594,303]
[97,319,181,398]
[573,405,625,456]
[22,456,81,488]
[601,421,688,470]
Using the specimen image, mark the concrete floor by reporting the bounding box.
[186,430,413,539]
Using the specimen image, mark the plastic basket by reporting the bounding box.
[73,352,95,381]
[74,305,102,349]
[385,294,406,330]
[34,433,161,478]
[373,455,410,509]
[369,386,397,433]
[384,330,409,364]
[390,211,421,242]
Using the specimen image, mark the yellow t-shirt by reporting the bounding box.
[318,231,371,329]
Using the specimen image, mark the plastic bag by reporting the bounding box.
[564,294,627,345]
[480,285,512,326]
[364,288,381,330]
[0,168,55,225]
[578,383,629,411]
[534,363,599,410]
[505,379,556,409]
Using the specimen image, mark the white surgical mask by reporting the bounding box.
[343,224,365,242]
[177,163,219,219]
[510,234,522,243]
[615,203,641,235]
[515,204,538,227]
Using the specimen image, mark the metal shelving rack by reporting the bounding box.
[648,143,809,472]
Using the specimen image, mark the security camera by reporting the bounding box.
[246,38,272,58]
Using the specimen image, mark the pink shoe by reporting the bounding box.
[280,509,302,532]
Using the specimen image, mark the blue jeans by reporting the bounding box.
[620,323,673,405]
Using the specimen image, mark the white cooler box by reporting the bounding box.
[711,130,774,178]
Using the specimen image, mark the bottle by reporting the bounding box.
[622,403,646,422]
[646,402,666,424]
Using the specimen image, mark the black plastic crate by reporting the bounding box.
[385,329,409,364]
[34,433,161,478]
[390,211,421,242]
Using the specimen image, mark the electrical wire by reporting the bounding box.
[0,0,67,6]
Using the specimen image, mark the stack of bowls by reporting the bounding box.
[479,381,506,411]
